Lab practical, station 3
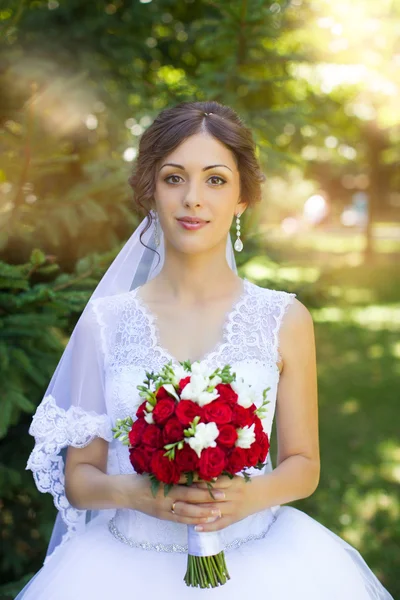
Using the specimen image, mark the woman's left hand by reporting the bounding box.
[190,475,258,532]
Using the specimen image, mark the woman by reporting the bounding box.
[17,101,393,599]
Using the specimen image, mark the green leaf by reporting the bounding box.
[150,477,160,498]
[163,483,173,497]
[206,482,216,500]
[30,248,47,266]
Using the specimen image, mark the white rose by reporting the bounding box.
[144,412,154,424]
[186,422,219,458]
[209,375,222,387]
[235,423,256,449]
[191,361,214,378]
[196,389,220,407]
[171,364,190,387]
[230,377,257,409]
[180,371,217,404]
[162,383,180,401]
[180,373,207,401]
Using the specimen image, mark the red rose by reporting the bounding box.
[136,401,147,418]
[151,449,181,484]
[258,432,270,463]
[203,400,232,425]
[178,376,191,393]
[226,447,247,474]
[153,398,176,425]
[175,400,202,427]
[163,417,184,444]
[246,442,261,467]
[217,424,238,448]
[231,404,254,428]
[141,424,163,449]
[156,386,171,401]
[254,416,263,436]
[215,383,238,406]
[175,443,199,472]
[128,419,147,446]
[129,446,153,474]
[198,447,226,481]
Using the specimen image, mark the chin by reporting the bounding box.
[168,239,211,255]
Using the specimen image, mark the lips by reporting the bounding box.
[177,217,209,224]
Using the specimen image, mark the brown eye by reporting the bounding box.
[164,175,183,184]
[208,176,226,186]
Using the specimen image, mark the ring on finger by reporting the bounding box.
[171,501,176,514]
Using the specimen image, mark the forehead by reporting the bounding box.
[162,133,238,169]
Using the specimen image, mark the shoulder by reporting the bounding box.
[248,280,313,337]
[248,280,301,315]
[274,290,313,328]
[272,291,315,364]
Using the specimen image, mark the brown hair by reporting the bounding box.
[128,100,266,259]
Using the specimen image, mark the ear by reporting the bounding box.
[236,200,248,216]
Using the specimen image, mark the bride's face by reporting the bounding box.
[153,132,247,255]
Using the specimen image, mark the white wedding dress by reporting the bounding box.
[17,279,394,599]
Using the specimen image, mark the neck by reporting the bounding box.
[151,240,240,303]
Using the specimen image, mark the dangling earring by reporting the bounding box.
[234,213,243,252]
[154,212,160,247]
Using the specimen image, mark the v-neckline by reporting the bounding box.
[132,277,250,365]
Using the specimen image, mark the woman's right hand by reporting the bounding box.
[117,473,226,527]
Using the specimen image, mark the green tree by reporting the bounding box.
[273,0,400,261]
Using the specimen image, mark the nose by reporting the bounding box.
[183,181,202,208]
[184,198,201,208]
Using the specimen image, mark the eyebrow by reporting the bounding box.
[158,163,233,173]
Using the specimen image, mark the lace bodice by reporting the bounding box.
[92,278,294,463]
[27,279,296,556]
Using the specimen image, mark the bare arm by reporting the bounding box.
[64,439,124,510]
[262,297,320,502]
[64,438,223,526]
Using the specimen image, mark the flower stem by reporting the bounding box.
[184,552,230,588]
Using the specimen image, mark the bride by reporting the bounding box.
[17,101,393,599]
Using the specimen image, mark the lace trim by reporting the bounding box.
[273,291,297,365]
[27,395,113,533]
[132,278,251,365]
[108,514,278,554]
[93,279,296,379]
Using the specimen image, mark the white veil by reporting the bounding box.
[26,209,275,564]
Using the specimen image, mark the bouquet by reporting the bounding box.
[113,359,271,588]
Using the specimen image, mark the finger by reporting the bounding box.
[167,513,222,526]
[177,473,203,485]
[192,515,232,532]
[194,476,235,490]
[170,500,222,521]
[176,486,226,504]
[189,485,228,501]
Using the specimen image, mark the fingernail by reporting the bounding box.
[206,516,219,523]
[214,491,225,500]
[211,509,221,517]
[195,525,203,532]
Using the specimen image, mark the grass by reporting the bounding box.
[245,225,400,598]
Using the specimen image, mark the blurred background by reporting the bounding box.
[0,0,399,597]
